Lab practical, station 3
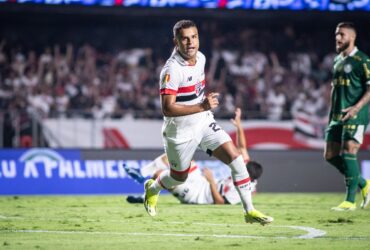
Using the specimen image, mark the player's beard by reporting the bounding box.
[336,41,350,53]
[178,48,197,61]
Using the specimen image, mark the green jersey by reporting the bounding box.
[330,47,370,125]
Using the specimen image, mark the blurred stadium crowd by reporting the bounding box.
[1,20,369,147]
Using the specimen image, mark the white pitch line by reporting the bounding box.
[163,221,326,239]
[275,226,326,239]
[0,216,326,239]
[1,227,325,240]
[3,229,369,241]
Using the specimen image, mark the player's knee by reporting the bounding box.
[324,152,335,162]
[324,149,340,161]
[324,141,341,161]
[342,142,359,155]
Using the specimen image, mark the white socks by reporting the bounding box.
[149,170,185,194]
[228,155,255,212]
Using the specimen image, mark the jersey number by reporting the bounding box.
[174,188,189,198]
[209,122,221,132]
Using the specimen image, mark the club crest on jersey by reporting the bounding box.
[195,81,203,96]
[344,64,352,73]
[170,161,177,169]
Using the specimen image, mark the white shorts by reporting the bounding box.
[162,111,231,172]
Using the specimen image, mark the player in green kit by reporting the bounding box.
[324,22,370,211]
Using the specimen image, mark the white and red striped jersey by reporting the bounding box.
[159,49,206,107]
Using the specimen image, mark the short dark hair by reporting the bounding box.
[337,22,357,35]
[173,20,197,38]
[246,161,263,181]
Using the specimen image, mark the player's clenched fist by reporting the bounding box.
[201,92,219,110]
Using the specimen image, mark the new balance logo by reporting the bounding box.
[187,76,192,82]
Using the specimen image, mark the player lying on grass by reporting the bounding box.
[125,108,263,205]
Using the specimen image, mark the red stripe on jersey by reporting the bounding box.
[188,166,198,173]
[177,79,205,93]
[233,177,251,186]
[160,89,177,95]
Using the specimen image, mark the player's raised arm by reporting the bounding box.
[230,108,250,162]
[202,168,225,204]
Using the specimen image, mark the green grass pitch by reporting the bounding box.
[0,193,369,249]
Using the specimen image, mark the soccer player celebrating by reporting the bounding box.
[143,20,272,224]
[324,22,370,211]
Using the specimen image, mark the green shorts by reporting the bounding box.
[325,121,367,144]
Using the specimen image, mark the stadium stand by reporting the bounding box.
[0,11,369,147]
